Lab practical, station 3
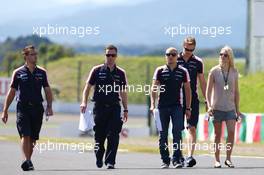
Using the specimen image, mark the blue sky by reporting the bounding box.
[0,0,152,23]
[0,0,247,48]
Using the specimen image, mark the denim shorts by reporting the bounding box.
[211,110,236,123]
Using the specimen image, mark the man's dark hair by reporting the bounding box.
[22,45,36,56]
[105,44,118,53]
[184,36,196,47]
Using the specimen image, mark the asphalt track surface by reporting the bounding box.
[0,141,264,175]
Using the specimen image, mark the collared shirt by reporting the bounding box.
[153,64,190,108]
[87,64,127,104]
[177,53,204,99]
[10,65,49,104]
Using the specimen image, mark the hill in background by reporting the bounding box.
[45,55,264,113]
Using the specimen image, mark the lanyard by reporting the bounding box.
[221,67,230,86]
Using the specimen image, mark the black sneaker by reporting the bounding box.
[173,161,183,168]
[186,156,196,167]
[180,157,185,167]
[28,160,34,171]
[96,160,103,168]
[21,160,30,171]
[161,162,169,169]
[106,163,115,169]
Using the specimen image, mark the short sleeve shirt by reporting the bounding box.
[153,64,190,108]
[10,65,49,103]
[87,64,127,104]
[177,53,204,99]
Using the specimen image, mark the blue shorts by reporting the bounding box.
[183,98,199,129]
[211,110,236,123]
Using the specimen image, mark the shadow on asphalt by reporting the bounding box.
[36,167,264,171]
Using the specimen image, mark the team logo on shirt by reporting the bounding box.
[98,71,107,79]
[189,65,197,69]
[35,73,43,81]
[19,73,28,81]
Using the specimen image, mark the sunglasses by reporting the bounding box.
[165,53,177,57]
[105,54,117,57]
[184,47,195,52]
[219,53,228,57]
[28,53,37,56]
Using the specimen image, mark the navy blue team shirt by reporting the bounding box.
[11,65,49,104]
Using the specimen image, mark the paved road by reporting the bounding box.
[0,113,149,138]
[0,141,264,175]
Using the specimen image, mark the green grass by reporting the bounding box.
[46,55,264,112]
[46,55,165,103]
[47,55,245,104]
[239,72,264,112]
[1,54,262,112]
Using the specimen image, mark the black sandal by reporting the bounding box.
[225,160,235,168]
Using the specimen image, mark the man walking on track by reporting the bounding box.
[150,47,192,168]
[1,45,53,171]
[80,44,128,169]
[177,37,207,167]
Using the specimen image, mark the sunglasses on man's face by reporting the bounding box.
[165,53,177,57]
[105,54,117,57]
[184,47,195,52]
[29,53,37,56]
[219,53,228,57]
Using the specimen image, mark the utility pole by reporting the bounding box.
[246,0,264,73]
[77,61,82,102]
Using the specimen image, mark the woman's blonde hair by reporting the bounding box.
[220,45,235,68]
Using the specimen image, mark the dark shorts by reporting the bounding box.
[211,110,236,123]
[16,102,44,140]
[183,98,199,129]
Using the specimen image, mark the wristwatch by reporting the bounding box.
[186,107,192,111]
[123,109,128,113]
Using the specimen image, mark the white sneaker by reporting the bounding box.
[214,161,221,168]
[106,163,115,169]
[161,163,169,169]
